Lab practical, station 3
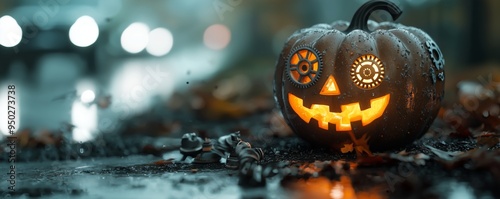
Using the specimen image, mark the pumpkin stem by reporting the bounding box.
[345,0,403,32]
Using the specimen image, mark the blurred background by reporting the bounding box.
[0,0,499,148]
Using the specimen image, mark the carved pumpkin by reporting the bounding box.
[274,0,445,151]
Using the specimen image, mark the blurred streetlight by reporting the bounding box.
[146,27,173,56]
[69,15,99,47]
[0,15,22,47]
[203,24,231,50]
[121,22,150,54]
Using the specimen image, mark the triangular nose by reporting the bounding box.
[320,75,340,95]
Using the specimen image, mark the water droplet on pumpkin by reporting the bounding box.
[429,68,437,84]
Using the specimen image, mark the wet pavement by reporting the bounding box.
[1,135,498,199]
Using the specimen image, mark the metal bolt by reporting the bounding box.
[179,133,203,161]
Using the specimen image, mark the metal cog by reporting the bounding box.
[285,46,323,88]
[426,41,445,71]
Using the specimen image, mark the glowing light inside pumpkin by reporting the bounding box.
[351,54,384,89]
[289,48,319,85]
[288,93,390,131]
[320,75,341,95]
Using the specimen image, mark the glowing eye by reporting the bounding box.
[287,47,323,88]
[351,54,384,89]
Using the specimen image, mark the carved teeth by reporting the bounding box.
[288,93,390,131]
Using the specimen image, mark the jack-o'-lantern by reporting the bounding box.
[274,0,445,151]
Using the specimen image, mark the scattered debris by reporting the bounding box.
[180,133,204,161]
[236,140,266,187]
[193,138,221,164]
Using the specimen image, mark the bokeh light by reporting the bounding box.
[81,89,96,104]
[121,22,150,54]
[71,101,97,142]
[203,24,231,50]
[0,15,22,47]
[69,16,99,47]
[146,27,174,56]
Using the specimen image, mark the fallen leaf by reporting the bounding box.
[388,152,430,166]
[341,143,354,153]
[424,144,463,161]
[153,159,174,166]
[476,132,500,148]
[354,134,372,156]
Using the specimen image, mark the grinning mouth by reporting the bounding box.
[288,93,390,131]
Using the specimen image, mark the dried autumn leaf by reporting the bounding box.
[341,143,354,153]
[424,144,463,161]
[354,134,372,156]
[153,158,174,166]
[388,152,430,166]
[476,132,500,148]
[438,148,500,177]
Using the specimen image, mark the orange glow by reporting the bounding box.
[288,176,385,199]
[288,93,390,131]
[289,49,319,84]
[320,75,341,95]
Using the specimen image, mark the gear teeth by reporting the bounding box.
[285,45,323,88]
[425,41,445,71]
[350,54,384,90]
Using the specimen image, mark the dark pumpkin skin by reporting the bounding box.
[274,0,445,151]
